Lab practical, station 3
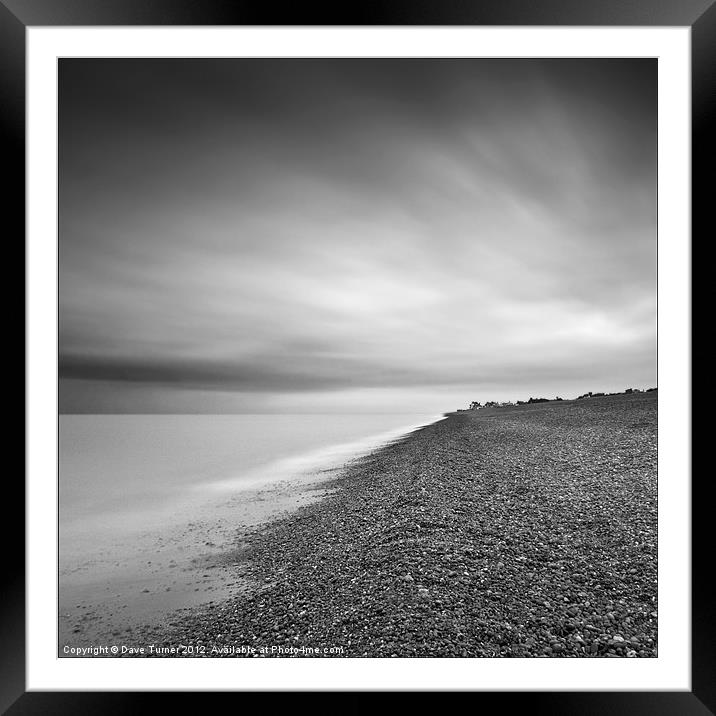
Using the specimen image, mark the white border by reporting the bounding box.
[27,27,691,691]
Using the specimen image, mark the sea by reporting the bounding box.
[59,413,444,643]
[59,413,442,561]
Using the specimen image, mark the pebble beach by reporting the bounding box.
[130,390,657,658]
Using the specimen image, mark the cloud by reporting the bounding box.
[59,59,656,412]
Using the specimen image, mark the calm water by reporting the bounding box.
[60,413,440,550]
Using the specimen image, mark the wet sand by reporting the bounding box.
[59,468,338,651]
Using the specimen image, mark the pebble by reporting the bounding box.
[126,393,657,659]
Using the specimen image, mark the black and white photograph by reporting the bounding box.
[58,58,658,659]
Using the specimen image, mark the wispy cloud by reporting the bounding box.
[59,59,656,412]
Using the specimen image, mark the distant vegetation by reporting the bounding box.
[576,387,656,400]
[465,387,656,411]
[467,396,561,410]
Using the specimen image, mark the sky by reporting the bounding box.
[59,59,656,414]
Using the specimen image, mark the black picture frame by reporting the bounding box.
[7,0,704,712]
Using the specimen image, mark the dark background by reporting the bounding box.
[5,0,707,713]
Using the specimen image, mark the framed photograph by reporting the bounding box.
[9,0,703,711]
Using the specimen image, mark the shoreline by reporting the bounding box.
[59,471,339,650]
[65,392,657,657]
[59,414,445,650]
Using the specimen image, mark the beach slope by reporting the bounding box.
[136,391,657,658]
